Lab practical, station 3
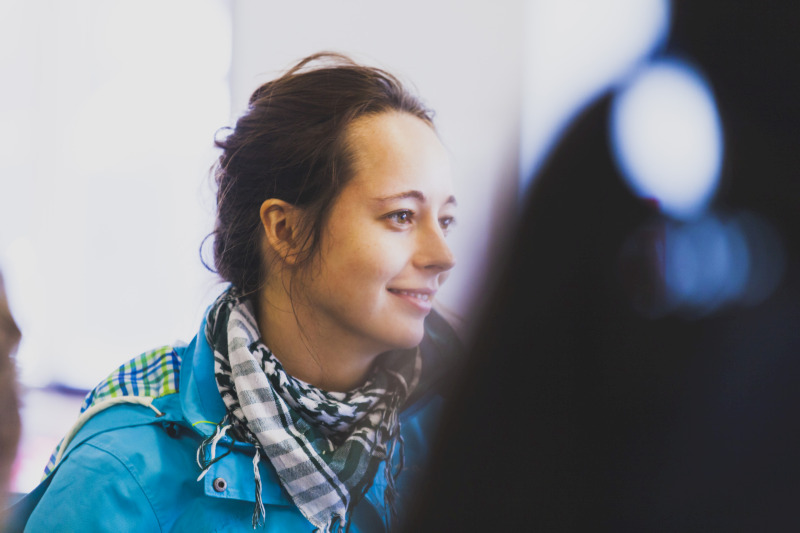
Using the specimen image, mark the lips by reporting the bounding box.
[387,289,432,301]
[387,288,436,312]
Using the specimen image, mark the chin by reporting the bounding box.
[388,323,426,350]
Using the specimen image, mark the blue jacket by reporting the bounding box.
[6,312,459,532]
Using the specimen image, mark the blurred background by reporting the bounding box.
[1,0,727,494]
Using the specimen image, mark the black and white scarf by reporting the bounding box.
[203,287,422,531]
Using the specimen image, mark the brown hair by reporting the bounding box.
[206,52,434,296]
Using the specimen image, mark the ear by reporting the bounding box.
[259,199,303,266]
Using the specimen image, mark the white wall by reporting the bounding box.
[5,0,672,493]
[0,0,231,388]
[1,0,669,391]
[2,0,529,389]
[228,0,527,317]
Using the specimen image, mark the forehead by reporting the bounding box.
[344,112,453,197]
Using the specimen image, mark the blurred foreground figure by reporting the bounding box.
[0,272,21,507]
[405,1,800,530]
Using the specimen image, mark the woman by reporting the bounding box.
[10,53,462,532]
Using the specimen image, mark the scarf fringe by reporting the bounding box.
[252,447,266,528]
[313,513,348,533]
[196,419,267,530]
[196,418,234,481]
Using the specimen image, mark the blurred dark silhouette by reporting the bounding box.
[0,271,21,507]
[404,1,800,531]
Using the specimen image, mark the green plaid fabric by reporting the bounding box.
[43,345,181,476]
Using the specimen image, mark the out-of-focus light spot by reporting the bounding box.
[520,0,670,188]
[611,59,723,220]
[664,216,749,313]
[619,211,785,318]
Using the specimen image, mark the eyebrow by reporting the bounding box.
[373,190,457,206]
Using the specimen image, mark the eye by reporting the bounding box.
[386,210,414,225]
[439,216,456,232]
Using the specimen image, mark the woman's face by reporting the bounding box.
[298,111,456,356]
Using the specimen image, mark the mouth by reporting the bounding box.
[387,289,432,302]
[387,288,436,312]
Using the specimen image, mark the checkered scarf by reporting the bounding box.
[205,287,421,532]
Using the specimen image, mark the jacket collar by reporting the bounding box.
[178,317,293,507]
[175,309,460,508]
[179,317,228,438]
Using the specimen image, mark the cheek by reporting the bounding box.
[320,218,410,292]
[341,240,405,282]
[308,248,383,305]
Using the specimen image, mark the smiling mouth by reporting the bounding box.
[387,289,432,302]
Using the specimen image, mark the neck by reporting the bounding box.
[256,282,381,392]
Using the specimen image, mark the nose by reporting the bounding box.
[415,222,456,273]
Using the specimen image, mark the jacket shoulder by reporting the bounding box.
[43,345,183,476]
[24,433,164,532]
